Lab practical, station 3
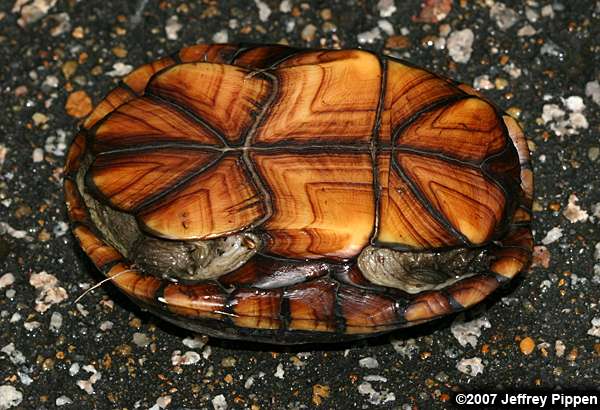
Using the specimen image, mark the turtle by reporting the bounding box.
[64,44,533,344]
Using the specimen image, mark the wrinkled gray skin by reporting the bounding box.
[77,152,488,290]
[358,246,489,294]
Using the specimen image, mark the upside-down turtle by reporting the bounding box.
[64,44,533,344]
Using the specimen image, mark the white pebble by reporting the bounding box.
[274,362,285,379]
[133,332,150,347]
[563,194,589,223]
[541,227,563,245]
[106,62,133,77]
[171,350,201,366]
[451,316,491,348]
[564,96,585,112]
[211,394,227,410]
[585,80,600,105]
[490,3,519,31]
[32,147,44,162]
[279,0,291,13]
[447,29,474,64]
[50,311,63,331]
[0,273,15,289]
[69,362,80,376]
[56,396,73,406]
[182,335,208,349]
[165,16,182,40]
[357,27,382,45]
[517,24,536,36]
[456,357,484,376]
[377,19,394,36]
[359,357,379,369]
[99,321,113,331]
[254,0,271,22]
[0,385,23,409]
[587,317,600,337]
[377,0,396,17]
[212,29,228,44]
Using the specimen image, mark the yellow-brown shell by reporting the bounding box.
[65,44,533,343]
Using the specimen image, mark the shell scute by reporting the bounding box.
[251,152,375,259]
[254,49,382,145]
[92,96,223,154]
[146,63,272,144]
[138,154,266,240]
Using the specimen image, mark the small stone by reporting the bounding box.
[0,273,15,289]
[377,0,396,17]
[49,12,70,36]
[132,332,150,347]
[50,311,62,331]
[542,103,565,124]
[451,316,491,348]
[555,340,565,357]
[65,91,92,118]
[171,350,201,365]
[112,46,127,58]
[211,394,227,410]
[494,77,509,90]
[413,0,453,23]
[32,112,49,126]
[531,246,551,268]
[15,0,57,27]
[565,96,585,112]
[155,395,172,409]
[473,75,494,90]
[0,385,23,409]
[99,321,113,331]
[520,337,535,355]
[301,24,317,42]
[357,382,396,405]
[32,147,44,162]
[274,362,285,379]
[71,25,84,38]
[56,395,72,406]
[385,35,411,49]
[182,335,208,349]
[357,27,382,45]
[254,0,271,22]
[585,80,600,105]
[525,7,538,22]
[541,227,563,245]
[587,317,600,337]
[541,4,554,18]
[165,16,182,40]
[588,147,600,161]
[106,62,133,77]
[221,356,237,368]
[447,29,474,63]
[359,357,379,369]
[312,384,330,406]
[490,2,519,30]
[69,363,80,376]
[61,60,78,79]
[456,357,484,376]
[279,0,292,13]
[563,194,588,223]
[212,29,228,43]
[378,19,394,36]
[517,24,536,36]
[320,8,332,20]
